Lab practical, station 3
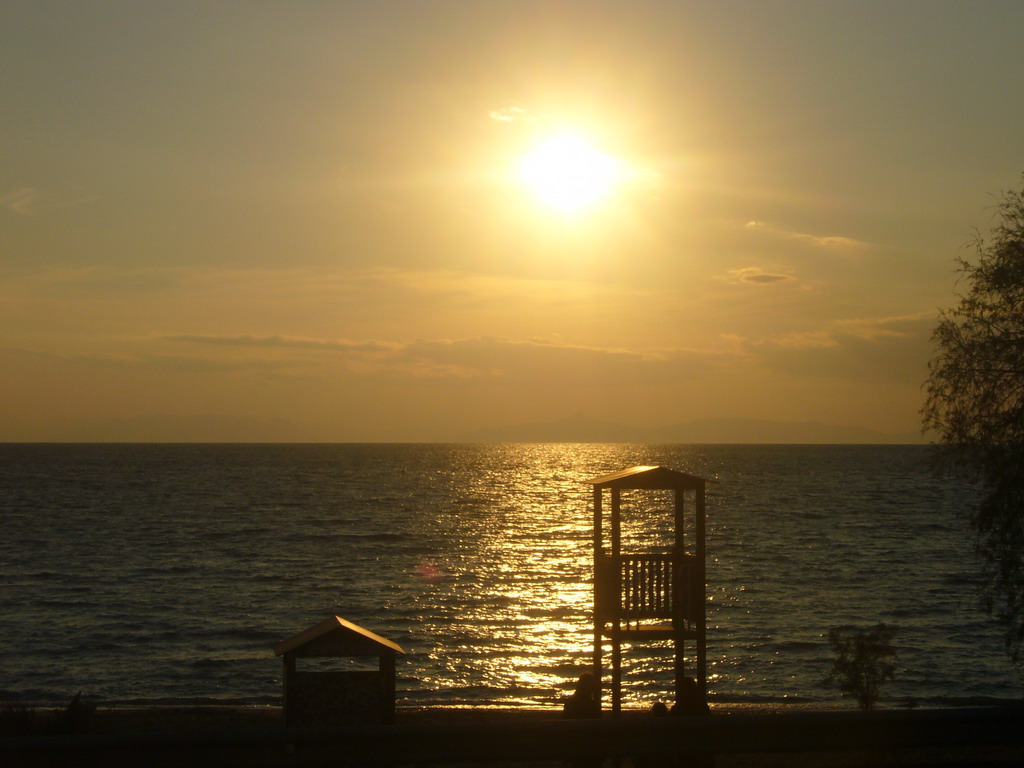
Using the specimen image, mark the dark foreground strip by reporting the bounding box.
[3,707,1023,767]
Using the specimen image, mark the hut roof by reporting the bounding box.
[586,465,710,491]
[274,616,405,658]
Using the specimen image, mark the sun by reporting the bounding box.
[517,133,625,213]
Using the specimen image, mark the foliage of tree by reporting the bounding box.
[824,624,899,711]
[922,180,1024,661]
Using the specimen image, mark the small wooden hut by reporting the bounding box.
[587,465,710,714]
[274,615,405,726]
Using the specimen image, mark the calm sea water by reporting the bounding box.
[1,443,1019,709]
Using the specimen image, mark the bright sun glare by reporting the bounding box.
[517,134,625,213]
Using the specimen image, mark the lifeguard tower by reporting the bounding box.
[587,466,709,714]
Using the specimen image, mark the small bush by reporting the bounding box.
[824,623,899,711]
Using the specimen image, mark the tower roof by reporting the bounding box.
[586,465,710,490]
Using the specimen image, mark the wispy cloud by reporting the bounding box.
[1,186,98,216]
[722,266,798,286]
[488,104,535,122]
[19,314,931,389]
[164,335,397,354]
[747,313,934,380]
[1,188,42,215]
[744,220,866,249]
[159,333,737,384]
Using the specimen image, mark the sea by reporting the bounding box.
[1,443,1020,710]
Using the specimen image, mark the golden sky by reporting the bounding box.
[3,1,1023,441]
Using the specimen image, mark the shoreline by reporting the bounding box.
[7,699,1022,731]
[8,697,1020,727]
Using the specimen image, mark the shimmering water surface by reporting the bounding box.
[1,443,1019,708]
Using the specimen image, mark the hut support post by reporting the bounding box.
[282,654,296,726]
[380,653,396,724]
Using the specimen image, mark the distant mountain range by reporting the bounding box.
[458,414,924,444]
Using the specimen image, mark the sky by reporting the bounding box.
[3,1,1023,442]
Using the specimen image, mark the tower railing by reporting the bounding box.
[595,551,700,626]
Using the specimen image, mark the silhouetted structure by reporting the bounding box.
[587,466,710,714]
[274,615,404,726]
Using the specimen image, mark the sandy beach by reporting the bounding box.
[5,702,1024,767]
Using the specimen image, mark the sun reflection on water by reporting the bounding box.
[401,443,710,708]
